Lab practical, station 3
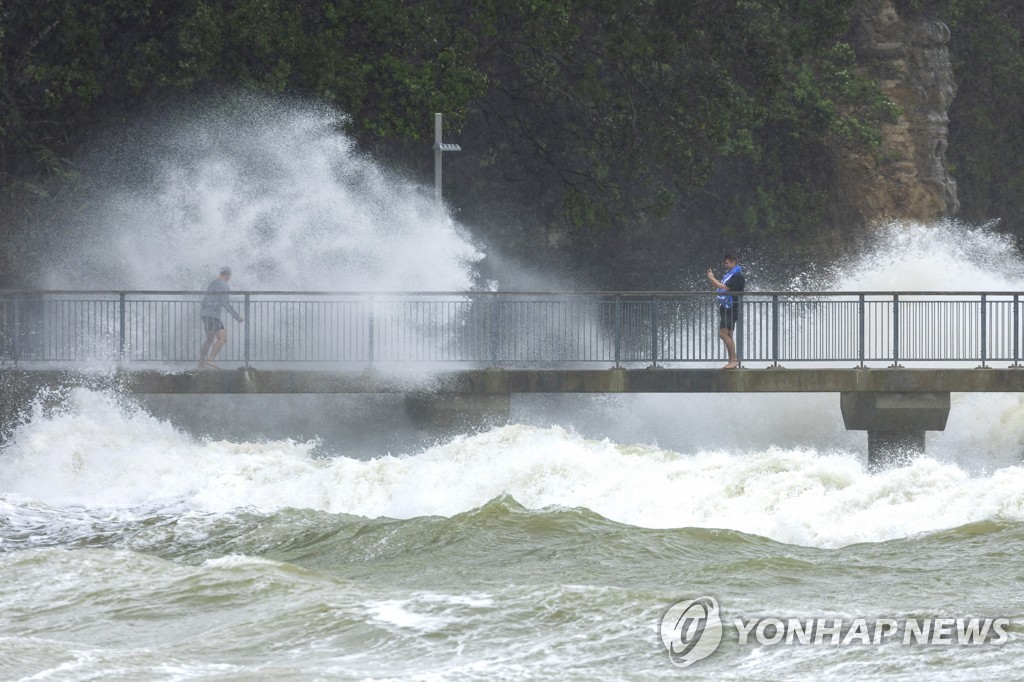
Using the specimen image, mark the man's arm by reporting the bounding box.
[707,270,728,289]
[216,282,243,321]
[224,298,243,322]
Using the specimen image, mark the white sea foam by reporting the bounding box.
[3,388,1024,549]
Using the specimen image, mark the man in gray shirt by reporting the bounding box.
[198,266,243,368]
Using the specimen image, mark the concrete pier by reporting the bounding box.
[405,392,511,431]
[840,391,951,470]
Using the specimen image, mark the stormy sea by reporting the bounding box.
[3,99,1023,680]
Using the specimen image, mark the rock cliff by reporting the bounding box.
[843,0,959,224]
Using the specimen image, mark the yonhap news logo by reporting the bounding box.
[658,597,1010,667]
[658,597,723,667]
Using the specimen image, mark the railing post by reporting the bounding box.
[614,295,622,368]
[735,295,743,367]
[244,293,251,368]
[12,293,20,366]
[1014,294,1020,367]
[650,295,658,367]
[367,295,375,367]
[118,292,126,362]
[771,294,780,367]
[980,294,988,368]
[490,293,499,366]
[858,294,866,368]
[891,294,900,367]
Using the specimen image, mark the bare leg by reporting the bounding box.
[199,332,215,367]
[720,328,738,368]
[207,329,227,364]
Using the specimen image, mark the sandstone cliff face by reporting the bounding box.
[843,0,959,224]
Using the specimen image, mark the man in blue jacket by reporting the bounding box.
[706,254,745,369]
[198,266,244,368]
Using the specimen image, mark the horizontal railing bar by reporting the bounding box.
[4,290,1024,297]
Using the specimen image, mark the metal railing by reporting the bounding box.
[0,290,1021,368]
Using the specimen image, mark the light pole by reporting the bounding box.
[433,112,461,201]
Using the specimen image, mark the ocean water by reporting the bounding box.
[5,96,1024,678]
[2,382,1024,681]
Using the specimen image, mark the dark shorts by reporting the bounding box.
[201,316,224,335]
[719,306,740,331]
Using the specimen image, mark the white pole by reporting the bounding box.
[432,112,461,202]
[434,113,443,200]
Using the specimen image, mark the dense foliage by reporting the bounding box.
[2,0,1023,283]
[0,0,485,179]
[0,0,890,282]
[467,1,895,243]
[943,1,1024,234]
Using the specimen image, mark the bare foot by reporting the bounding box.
[722,362,739,369]
[203,361,221,370]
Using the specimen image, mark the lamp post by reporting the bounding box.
[433,112,461,201]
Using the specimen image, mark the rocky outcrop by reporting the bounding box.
[841,0,959,224]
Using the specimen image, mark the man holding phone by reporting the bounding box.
[706,254,745,369]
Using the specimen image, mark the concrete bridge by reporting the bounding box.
[3,289,1024,469]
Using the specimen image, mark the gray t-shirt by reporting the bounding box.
[200,278,241,321]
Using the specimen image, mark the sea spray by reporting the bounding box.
[828,219,1024,291]
[44,93,482,292]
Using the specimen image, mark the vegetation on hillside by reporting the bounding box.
[944,1,1024,235]
[1,1,1022,283]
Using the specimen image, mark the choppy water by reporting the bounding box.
[8,93,1024,678]
[2,386,1024,681]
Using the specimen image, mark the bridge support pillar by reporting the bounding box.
[840,392,950,471]
[404,392,510,432]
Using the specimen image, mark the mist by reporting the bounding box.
[44,93,482,293]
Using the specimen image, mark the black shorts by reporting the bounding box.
[201,316,224,335]
[719,306,740,331]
